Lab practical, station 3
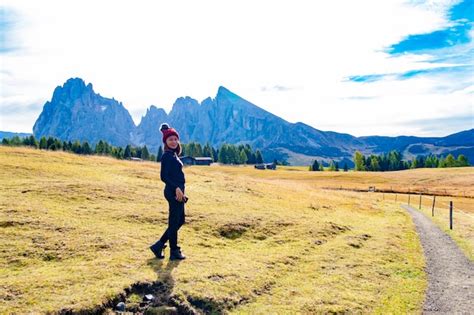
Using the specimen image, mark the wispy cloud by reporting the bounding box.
[342,0,472,133]
[0,101,43,115]
[346,65,472,82]
[260,85,296,92]
[338,96,377,101]
[388,0,473,54]
[346,74,388,83]
[1,0,472,136]
[402,114,474,134]
[0,7,22,53]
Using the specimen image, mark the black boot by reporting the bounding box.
[149,240,167,259]
[170,246,186,260]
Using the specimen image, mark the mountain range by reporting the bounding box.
[27,78,474,166]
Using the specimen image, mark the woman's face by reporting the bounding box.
[166,135,179,149]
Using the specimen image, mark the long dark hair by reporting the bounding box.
[164,142,182,156]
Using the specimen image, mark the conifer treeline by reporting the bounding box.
[308,159,349,172]
[353,150,470,171]
[1,135,267,165]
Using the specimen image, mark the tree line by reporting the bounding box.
[1,135,270,165]
[353,150,470,171]
[309,159,349,172]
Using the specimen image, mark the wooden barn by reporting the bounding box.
[194,157,213,165]
[180,156,213,166]
[254,162,276,170]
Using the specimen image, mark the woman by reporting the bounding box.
[149,123,188,260]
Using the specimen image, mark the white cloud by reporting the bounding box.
[1,0,472,136]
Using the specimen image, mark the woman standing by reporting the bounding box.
[149,123,187,260]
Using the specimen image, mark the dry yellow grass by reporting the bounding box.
[254,165,474,199]
[5,146,468,313]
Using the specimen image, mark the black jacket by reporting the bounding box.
[160,150,185,191]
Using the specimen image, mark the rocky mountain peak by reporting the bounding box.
[33,77,136,147]
[51,77,94,104]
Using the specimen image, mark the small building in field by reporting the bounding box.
[254,162,276,170]
[180,156,213,166]
[130,157,143,162]
[265,163,276,170]
[194,157,213,165]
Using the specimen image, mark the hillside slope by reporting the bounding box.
[0,146,439,313]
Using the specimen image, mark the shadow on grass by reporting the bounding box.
[58,257,192,314]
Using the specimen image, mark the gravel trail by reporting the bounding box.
[402,204,474,314]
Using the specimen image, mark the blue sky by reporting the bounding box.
[1,0,473,137]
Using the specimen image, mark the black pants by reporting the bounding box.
[158,187,185,250]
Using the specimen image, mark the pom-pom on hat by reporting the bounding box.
[160,123,180,143]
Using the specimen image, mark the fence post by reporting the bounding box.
[408,194,411,205]
[419,193,422,209]
[383,193,385,200]
[449,201,453,230]
[395,194,397,202]
[432,196,436,217]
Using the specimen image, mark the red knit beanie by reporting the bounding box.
[160,123,179,143]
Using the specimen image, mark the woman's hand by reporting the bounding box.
[175,187,184,202]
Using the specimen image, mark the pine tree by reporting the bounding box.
[230,145,240,164]
[28,135,38,148]
[343,162,348,172]
[255,150,264,164]
[457,154,469,167]
[54,139,62,151]
[82,141,92,154]
[369,155,380,171]
[218,144,228,164]
[354,151,365,171]
[329,161,336,171]
[95,140,105,155]
[195,143,203,157]
[244,145,253,163]
[239,149,247,164]
[425,155,433,168]
[104,141,111,155]
[311,160,319,171]
[141,145,150,160]
[71,140,82,153]
[445,154,456,167]
[388,150,401,170]
[39,137,48,149]
[134,147,141,158]
[46,137,55,150]
[124,145,132,159]
[212,147,218,162]
[335,162,339,172]
[22,136,30,146]
[10,136,22,146]
[203,143,214,160]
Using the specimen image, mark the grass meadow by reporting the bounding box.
[1,146,473,314]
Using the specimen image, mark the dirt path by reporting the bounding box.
[401,205,474,314]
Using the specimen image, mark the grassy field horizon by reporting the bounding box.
[1,146,473,314]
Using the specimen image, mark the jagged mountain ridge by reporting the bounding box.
[33,78,135,147]
[32,78,474,165]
